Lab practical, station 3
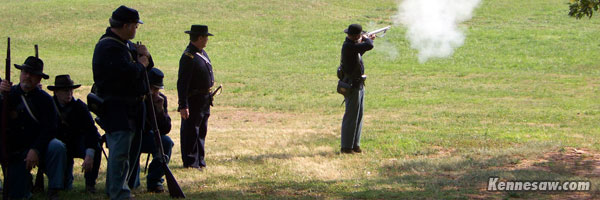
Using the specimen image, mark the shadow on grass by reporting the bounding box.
[45,149,600,199]
[231,151,338,165]
[181,154,600,199]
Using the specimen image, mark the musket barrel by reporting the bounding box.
[368,26,391,35]
[2,37,10,199]
[6,37,9,82]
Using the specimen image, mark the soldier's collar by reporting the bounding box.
[17,83,41,96]
[187,42,200,53]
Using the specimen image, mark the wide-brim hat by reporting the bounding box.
[148,68,164,89]
[184,25,213,36]
[344,24,363,35]
[14,56,49,79]
[111,5,143,24]
[48,74,81,90]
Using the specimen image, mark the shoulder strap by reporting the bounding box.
[51,99,71,126]
[195,52,211,65]
[99,36,128,47]
[20,95,39,123]
[99,37,134,62]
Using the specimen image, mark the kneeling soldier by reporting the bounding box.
[128,68,174,193]
[0,56,67,199]
[48,74,102,193]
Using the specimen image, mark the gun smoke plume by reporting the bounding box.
[394,0,481,63]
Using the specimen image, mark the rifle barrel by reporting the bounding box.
[2,36,11,199]
[6,37,9,82]
[367,26,391,35]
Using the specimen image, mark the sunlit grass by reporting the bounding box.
[1,0,599,199]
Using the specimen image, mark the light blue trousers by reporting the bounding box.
[105,130,141,200]
[5,138,66,199]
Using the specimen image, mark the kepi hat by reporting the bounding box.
[148,68,164,89]
[111,5,143,24]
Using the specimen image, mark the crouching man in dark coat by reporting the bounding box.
[48,74,102,193]
[128,68,174,193]
[0,56,67,199]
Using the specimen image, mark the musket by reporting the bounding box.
[1,37,11,199]
[33,44,45,193]
[138,42,185,198]
[364,26,391,38]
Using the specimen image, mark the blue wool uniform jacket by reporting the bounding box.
[53,96,101,151]
[92,27,154,132]
[1,85,57,159]
[340,37,373,87]
[177,43,214,113]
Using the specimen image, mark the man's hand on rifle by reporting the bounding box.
[368,34,376,40]
[0,80,12,93]
[25,149,39,171]
[180,108,189,120]
[138,54,150,68]
[135,43,151,68]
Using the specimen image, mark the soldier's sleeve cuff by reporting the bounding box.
[86,148,95,158]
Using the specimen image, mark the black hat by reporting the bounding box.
[344,24,363,35]
[184,25,213,36]
[14,56,49,79]
[111,5,143,24]
[148,68,164,89]
[48,75,81,91]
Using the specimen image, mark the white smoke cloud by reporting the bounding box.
[395,0,481,63]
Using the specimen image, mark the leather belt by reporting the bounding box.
[189,88,211,97]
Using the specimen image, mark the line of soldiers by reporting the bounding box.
[0,5,217,200]
[0,61,173,199]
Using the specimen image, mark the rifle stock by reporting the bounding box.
[162,163,185,197]
[1,37,10,200]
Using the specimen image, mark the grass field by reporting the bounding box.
[1,0,600,199]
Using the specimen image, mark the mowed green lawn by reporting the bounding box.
[1,0,599,199]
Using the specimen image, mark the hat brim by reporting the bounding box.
[151,84,164,89]
[110,17,143,24]
[14,64,49,79]
[47,85,81,91]
[184,31,214,36]
[344,29,362,35]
